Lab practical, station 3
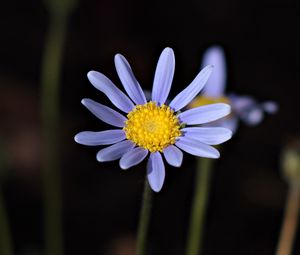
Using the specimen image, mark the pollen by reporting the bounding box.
[123,102,182,152]
[188,95,230,109]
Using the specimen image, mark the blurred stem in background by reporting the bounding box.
[185,157,214,255]
[275,183,300,255]
[41,1,76,255]
[0,140,13,255]
[276,144,300,255]
[136,176,153,255]
[0,190,13,255]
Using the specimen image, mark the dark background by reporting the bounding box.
[1,0,300,254]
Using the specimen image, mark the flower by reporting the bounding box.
[74,48,232,192]
[189,45,278,133]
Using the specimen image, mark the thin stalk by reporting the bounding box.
[136,177,153,255]
[185,158,213,255]
[275,182,300,255]
[0,188,13,255]
[40,13,68,255]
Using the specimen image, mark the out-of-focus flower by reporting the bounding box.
[75,48,232,192]
[189,46,278,133]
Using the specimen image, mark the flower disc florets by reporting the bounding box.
[123,102,182,152]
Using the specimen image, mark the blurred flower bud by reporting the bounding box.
[281,143,300,184]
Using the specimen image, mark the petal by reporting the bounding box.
[201,46,227,97]
[229,94,266,126]
[152,47,175,105]
[147,152,165,192]
[178,103,231,125]
[96,140,135,162]
[229,94,255,114]
[87,71,135,113]
[114,54,147,105]
[218,118,239,134]
[74,130,125,146]
[182,127,232,145]
[81,98,127,128]
[261,101,278,114]
[163,145,183,167]
[119,147,148,170]
[240,107,264,126]
[175,137,220,158]
[169,65,213,111]
[202,117,239,134]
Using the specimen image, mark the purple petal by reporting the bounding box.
[175,136,220,158]
[178,103,231,125]
[119,147,148,170]
[182,127,232,145]
[87,71,135,113]
[217,118,239,134]
[163,145,183,167]
[152,48,175,105]
[229,94,255,113]
[81,98,127,128]
[74,130,125,146]
[201,46,227,97]
[169,65,213,111]
[96,140,135,162]
[240,107,264,126]
[262,101,278,114]
[147,152,165,192]
[114,54,147,105]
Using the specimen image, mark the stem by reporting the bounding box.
[136,177,153,255]
[185,158,213,255]
[0,188,13,255]
[40,13,68,255]
[275,182,300,255]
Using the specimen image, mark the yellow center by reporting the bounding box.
[188,95,230,109]
[123,102,182,152]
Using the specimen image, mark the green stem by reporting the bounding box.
[40,12,68,255]
[275,182,300,255]
[0,188,13,255]
[136,177,153,255]
[185,158,213,255]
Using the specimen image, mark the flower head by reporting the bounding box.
[75,48,232,192]
[190,45,278,133]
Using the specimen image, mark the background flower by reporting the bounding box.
[190,45,278,133]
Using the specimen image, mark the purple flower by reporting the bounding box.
[74,48,232,192]
[190,46,278,133]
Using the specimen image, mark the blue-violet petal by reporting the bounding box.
[81,98,127,128]
[147,152,165,192]
[119,147,148,170]
[74,130,126,146]
[175,136,220,158]
[152,47,175,105]
[201,46,227,97]
[96,140,135,162]
[163,145,183,167]
[114,54,147,105]
[182,127,232,145]
[178,103,230,125]
[169,65,213,111]
[87,71,134,113]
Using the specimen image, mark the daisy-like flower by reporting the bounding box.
[189,45,278,133]
[74,48,232,192]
